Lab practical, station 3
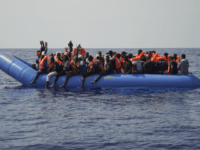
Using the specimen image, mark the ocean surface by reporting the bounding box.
[0,48,200,150]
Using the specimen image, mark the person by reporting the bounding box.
[91,55,113,83]
[166,56,178,75]
[120,51,127,72]
[77,54,87,75]
[177,54,189,75]
[93,54,104,74]
[49,55,72,87]
[123,56,132,75]
[68,41,73,53]
[47,53,54,73]
[155,59,168,74]
[143,56,156,74]
[173,53,181,64]
[60,56,79,88]
[156,53,170,63]
[114,53,122,73]
[30,51,48,83]
[45,52,63,87]
[93,51,105,66]
[72,44,86,58]
[131,54,144,74]
[84,52,89,65]
[78,55,95,88]
[131,50,145,61]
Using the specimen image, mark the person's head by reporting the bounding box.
[86,52,89,58]
[116,53,121,59]
[96,54,100,59]
[169,56,173,62]
[141,55,146,62]
[106,55,110,62]
[88,55,93,62]
[65,47,68,52]
[146,51,148,54]
[148,51,152,56]
[138,49,142,55]
[109,50,113,56]
[124,56,128,61]
[41,51,45,59]
[98,51,102,57]
[122,51,126,57]
[113,52,116,55]
[164,53,168,58]
[173,53,177,60]
[78,44,81,48]
[56,52,61,58]
[50,53,54,57]
[181,54,186,59]
[146,56,151,61]
[128,53,133,59]
[152,50,156,53]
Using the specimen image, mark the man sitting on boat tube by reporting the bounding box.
[30,51,48,84]
[177,54,189,75]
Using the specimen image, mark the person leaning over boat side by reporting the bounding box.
[123,56,132,75]
[165,56,178,75]
[60,56,79,88]
[143,56,156,74]
[30,51,48,84]
[177,54,189,75]
[78,55,95,88]
[91,55,113,83]
[45,52,63,88]
[120,51,127,73]
[49,55,72,88]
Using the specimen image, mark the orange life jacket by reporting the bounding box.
[36,51,40,56]
[88,61,95,72]
[39,56,47,70]
[151,53,160,62]
[173,56,181,64]
[156,55,170,73]
[54,56,63,65]
[71,60,78,75]
[115,57,121,70]
[47,56,53,69]
[131,51,145,62]
[73,48,86,58]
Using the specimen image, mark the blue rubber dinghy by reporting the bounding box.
[0,52,200,88]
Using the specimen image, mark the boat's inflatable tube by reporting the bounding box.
[0,52,200,88]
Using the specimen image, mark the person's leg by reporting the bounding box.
[60,72,75,88]
[45,71,57,88]
[91,71,107,83]
[78,72,92,88]
[50,71,66,87]
[30,70,45,83]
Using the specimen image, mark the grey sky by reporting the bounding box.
[0,0,200,48]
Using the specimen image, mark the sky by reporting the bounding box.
[0,0,200,48]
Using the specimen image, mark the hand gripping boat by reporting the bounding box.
[0,52,200,89]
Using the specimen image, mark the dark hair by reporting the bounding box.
[116,53,121,58]
[122,51,126,55]
[128,53,133,59]
[169,56,173,61]
[138,49,142,54]
[124,56,128,61]
[109,50,113,56]
[181,54,186,59]
[152,50,156,53]
[63,55,69,61]
[164,53,168,57]
[141,55,146,62]
[88,55,93,61]
[173,53,177,60]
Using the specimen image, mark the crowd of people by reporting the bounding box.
[30,41,190,88]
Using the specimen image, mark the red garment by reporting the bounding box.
[39,56,47,70]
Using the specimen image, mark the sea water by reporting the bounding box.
[0,48,200,150]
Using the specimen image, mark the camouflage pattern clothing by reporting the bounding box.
[177,59,189,75]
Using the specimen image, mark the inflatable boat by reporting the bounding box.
[0,52,200,89]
